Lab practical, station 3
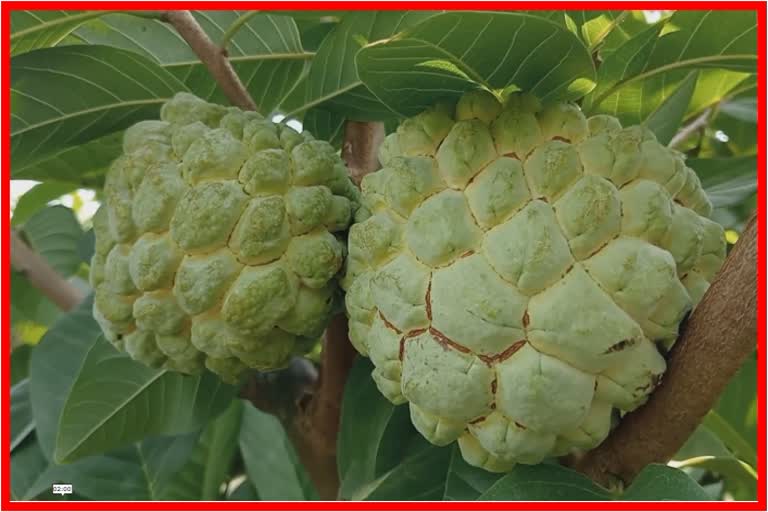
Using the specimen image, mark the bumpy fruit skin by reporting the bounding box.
[91,93,358,384]
[342,90,725,472]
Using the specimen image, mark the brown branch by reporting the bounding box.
[341,121,386,185]
[242,121,385,500]
[10,231,85,312]
[668,108,711,149]
[573,214,758,487]
[161,10,257,111]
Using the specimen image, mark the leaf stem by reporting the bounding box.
[219,11,260,51]
[160,10,257,112]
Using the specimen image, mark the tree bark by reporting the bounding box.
[10,231,85,312]
[573,214,758,487]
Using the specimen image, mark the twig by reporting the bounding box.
[572,214,758,487]
[10,231,84,312]
[341,121,386,185]
[669,108,711,149]
[161,10,257,112]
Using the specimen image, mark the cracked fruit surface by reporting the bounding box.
[91,93,358,384]
[342,89,725,472]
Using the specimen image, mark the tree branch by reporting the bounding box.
[241,121,385,499]
[573,214,758,487]
[10,231,84,312]
[669,108,711,149]
[161,10,257,111]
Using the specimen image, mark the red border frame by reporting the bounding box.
[2,2,765,510]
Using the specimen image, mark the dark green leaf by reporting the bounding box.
[11,379,35,452]
[359,445,452,500]
[228,481,260,500]
[157,400,242,500]
[290,11,438,119]
[29,296,100,459]
[338,357,423,499]
[622,464,712,501]
[11,131,122,182]
[645,71,698,145]
[11,45,184,171]
[239,403,315,500]
[11,437,49,500]
[20,206,84,277]
[75,12,309,114]
[357,11,596,118]
[10,11,105,56]
[477,463,611,501]
[443,446,504,500]
[10,271,60,329]
[54,336,235,463]
[686,156,757,209]
[715,353,757,451]
[11,345,33,386]
[302,107,346,148]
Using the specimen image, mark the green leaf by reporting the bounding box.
[29,296,101,459]
[20,205,84,277]
[11,182,79,226]
[588,10,757,124]
[11,379,35,452]
[228,481,260,500]
[11,437,49,500]
[11,345,33,386]
[477,463,611,501]
[703,411,757,468]
[10,11,107,56]
[11,131,122,182]
[290,11,438,119]
[356,11,596,118]
[239,403,315,500]
[443,446,504,500]
[358,445,452,500]
[622,464,712,501]
[74,12,309,114]
[338,357,423,499]
[302,107,346,148]
[11,45,185,172]
[645,71,698,145]
[10,271,60,330]
[157,400,242,500]
[54,336,235,463]
[686,156,757,209]
[715,353,757,451]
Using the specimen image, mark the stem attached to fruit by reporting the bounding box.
[572,214,758,487]
[161,10,258,112]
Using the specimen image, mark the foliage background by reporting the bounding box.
[9,9,758,501]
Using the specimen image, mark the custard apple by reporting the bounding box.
[90,92,358,384]
[342,89,726,472]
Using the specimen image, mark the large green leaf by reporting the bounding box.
[715,353,757,452]
[622,464,712,501]
[11,379,35,452]
[357,11,596,117]
[20,205,83,277]
[11,345,33,386]
[686,156,757,209]
[442,446,503,500]
[22,432,200,501]
[54,336,235,463]
[10,10,106,56]
[644,70,698,145]
[477,463,611,501]
[29,297,100,459]
[156,400,242,500]
[239,403,315,500]
[587,10,757,124]
[11,437,50,500]
[11,131,122,182]
[337,357,424,499]
[358,445,453,500]
[287,11,438,119]
[11,45,185,172]
[74,11,309,114]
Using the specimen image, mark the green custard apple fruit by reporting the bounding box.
[342,89,726,472]
[90,92,359,384]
